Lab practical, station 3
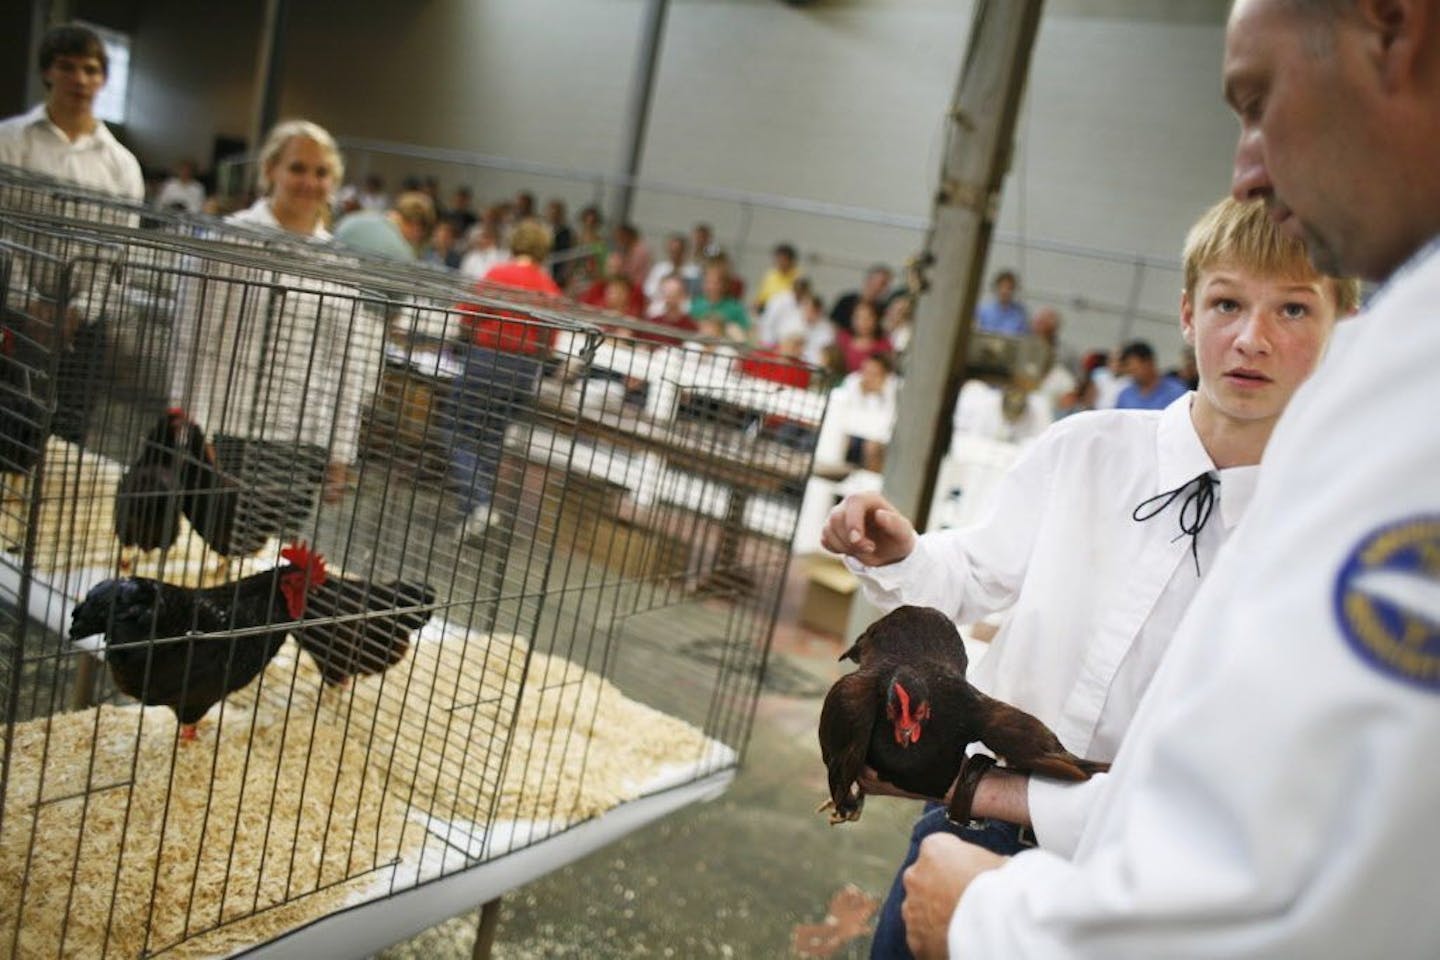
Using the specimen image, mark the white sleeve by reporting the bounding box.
[1025,774,1106,859]
[844,434,1054,623]
[328,303,384,465]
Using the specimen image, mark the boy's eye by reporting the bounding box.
[1281,302,1309,319]
[1212,298,1241,313]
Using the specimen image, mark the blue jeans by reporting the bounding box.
[442,345,541,518]
[870,803,1033,959]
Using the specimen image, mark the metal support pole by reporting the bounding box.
[610,0,670,226]
[471,898,502,960]
[844,0,1046,639]
[247,0,288,157]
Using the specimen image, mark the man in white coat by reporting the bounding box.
[900,1,1440,956]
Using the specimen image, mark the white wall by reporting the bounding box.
[114,0,1236,359]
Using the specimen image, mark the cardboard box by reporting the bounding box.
[801,553,859,636]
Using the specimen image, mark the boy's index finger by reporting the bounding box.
[844,495,875,543]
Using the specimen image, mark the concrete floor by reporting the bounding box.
[378,563,918,960]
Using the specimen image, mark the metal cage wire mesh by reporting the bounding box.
[0,163,825,958]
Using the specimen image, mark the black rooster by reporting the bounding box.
[113,409,194,567]
[69,543,328,739]
[818,605,1108,824]
[292,576,435,687]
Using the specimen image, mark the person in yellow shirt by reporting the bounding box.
[754,242,801,311]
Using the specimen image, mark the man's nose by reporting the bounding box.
[1231,129,1272,202]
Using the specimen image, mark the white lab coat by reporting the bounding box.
[952,240,1440,958]
[849,396,1257,855]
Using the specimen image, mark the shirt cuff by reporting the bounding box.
[841,537,933,607]
[1027,774,1106,860]
[948,849,1075,958]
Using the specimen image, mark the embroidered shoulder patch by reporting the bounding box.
[1333,515,1440,691]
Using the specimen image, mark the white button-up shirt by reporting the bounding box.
[0,104,143,200]
[848,395,1257,854]
[951,243,1440,958]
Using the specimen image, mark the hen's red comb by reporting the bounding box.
[281,541,328,588]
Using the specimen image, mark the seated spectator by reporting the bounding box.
[1031,306,1079,415]
[975,268,1030,335]
[883,293,915,357]
[357,173,388,211]
[692,221,718,260]
[425,217,464,270]
[951,377,1053,447]
[514,190,536,221]
[613,223,653,291]
[546,198,575,285]
[1090,348,1130,409]
[831,353,899,473]
[334,189,436,261]
[643,274,699,346]
[448,186,479,234]
[1114,339,1188,409]
[581,252,647,318]
[155,159,206,213]
[689,313,740,359]
[831,264,893,333]
[569,204,607,294]
[755,276,811,347]
[754,242,801,311]
[799,291,838,370]
[644,232,700,307]
[459,223,506,279]
[834,299,893,373]
[690,260,750,341]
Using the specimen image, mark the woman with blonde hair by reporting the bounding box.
[168,119,383,554]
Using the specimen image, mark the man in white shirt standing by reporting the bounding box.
[901,1,1440,956]
[822,196,1357,959]
[0,25,143,199]
[0,24,144,448]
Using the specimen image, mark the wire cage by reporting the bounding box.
[0,164,826,958]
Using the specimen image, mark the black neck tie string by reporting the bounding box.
[1132,472,1217,576]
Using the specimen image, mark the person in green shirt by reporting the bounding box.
[689,261,751,341]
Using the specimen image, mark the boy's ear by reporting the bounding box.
[1179,289,1196,346]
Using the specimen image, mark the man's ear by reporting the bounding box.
[1355,0,1435,94]
[1179,289,1196,346]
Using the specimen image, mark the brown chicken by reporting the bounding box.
[818,605,1108,824]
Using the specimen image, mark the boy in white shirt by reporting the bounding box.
[821,197,1358,958]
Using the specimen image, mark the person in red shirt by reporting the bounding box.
[447,218,562,540]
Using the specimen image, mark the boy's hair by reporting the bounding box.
[1183,197,1360,314]
[257,119,345,197]
[509,218,553,260]
[992,269,1018,288]
[392,191,436,232]
[40,24,108,75]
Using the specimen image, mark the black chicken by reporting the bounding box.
[818,605,1109,824]
[178,428,270,561]
[113,410,194,566]
[69,543,328,739]
[292,576,435,687]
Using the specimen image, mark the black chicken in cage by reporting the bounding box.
[0,162,824,959]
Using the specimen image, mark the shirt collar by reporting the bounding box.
[1154,393,1212,491]
[25,103,117,149]
[237,198,332,241]
[1154,393,1258,530]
